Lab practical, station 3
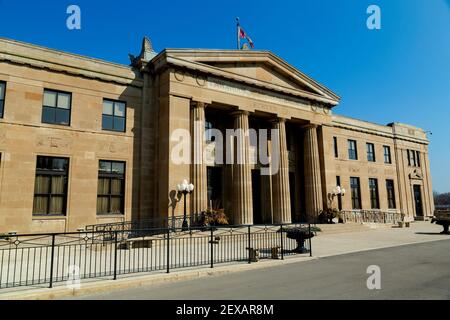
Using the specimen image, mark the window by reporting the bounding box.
[102,99,126,132]
[386,180,396,209]
[336,176,342,211]
[42,89,71,125]
[97,160,126,215]
[350,177,361,209]
[0,81,5,118]
[384,146,392,164]
[333,137,338,158]
[366,143,375,162]
[416,151,421,167]
[369,178,380,209]
[348,140,358,160]
[407,149,421,167]
[33,156,69,215]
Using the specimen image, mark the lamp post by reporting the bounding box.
[177,179,194,231]
[331,186,346,210]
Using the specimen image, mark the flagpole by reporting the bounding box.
[236,17,240,50]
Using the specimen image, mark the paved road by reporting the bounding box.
[72,239,450,300]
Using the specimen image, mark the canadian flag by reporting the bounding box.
[238,26,254,49]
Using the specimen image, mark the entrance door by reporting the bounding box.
[252,169,263,224]
[207,167,223,210]
[413,185,423,217]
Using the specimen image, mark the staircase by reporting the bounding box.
[316,223,375,235]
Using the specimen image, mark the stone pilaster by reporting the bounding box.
[191,101,208,214]
[272,118,292,224]
[304,124,323,222]
[232,110,253,225]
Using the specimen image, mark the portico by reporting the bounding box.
[151,49,339,224]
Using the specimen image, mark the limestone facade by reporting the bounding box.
[0,38,434,233]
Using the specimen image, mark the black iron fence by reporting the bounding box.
[0,223,312,290]
[85,215,191,234]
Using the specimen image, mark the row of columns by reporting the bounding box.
[189,101,323,224]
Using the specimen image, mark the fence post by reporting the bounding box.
[280,224,284,260]
[49,234,56,288]
[248,226,251,264]
[309,224,313,257]
[113,231,118,280]
[210,227,214,269]
[166,227,170,274]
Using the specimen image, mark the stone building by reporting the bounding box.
[0,37,434,233]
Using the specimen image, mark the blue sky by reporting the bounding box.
[1,0,449,192]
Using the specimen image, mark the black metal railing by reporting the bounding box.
[85,216,187,232]
[0,223,312,290]
[341,210,404,224]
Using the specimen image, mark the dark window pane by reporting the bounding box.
[113,117,125,132]
[0,100,4,118]
[97,160,125,215]
[112,162,125,174]
[102,115,114,130]
[42,106,55,124]
[33,156,69,216]
[55,109,70,125]
[52,158,68,171]
[99,161,112,173]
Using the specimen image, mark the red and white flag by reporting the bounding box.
[237,23,254,49]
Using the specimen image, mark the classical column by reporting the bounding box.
[232,110,253,225]
[272,118,292,224]
[304,124,323,222]
[191,101,208,215]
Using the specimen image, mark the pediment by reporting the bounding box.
[156,50,340,106]
[201,61,314,93]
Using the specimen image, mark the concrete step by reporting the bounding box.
[315,223,373,235]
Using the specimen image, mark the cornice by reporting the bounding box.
[327,119,429,145]
[0,37,143,87]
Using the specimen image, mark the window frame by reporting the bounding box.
[350,177,362,210]
[369,178,380,209]
[383,146,392,164]
[386,179,396,209]
[33,156,70,216]
[348,140,358,160]
[41,89,72,126]
[102,99,127,133]
[366,143,376,162]
[0,81,6,119]
[97,160,126,215]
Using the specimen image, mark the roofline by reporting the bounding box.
[0,37,140,86]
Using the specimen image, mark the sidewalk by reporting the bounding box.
[0,221,447,300]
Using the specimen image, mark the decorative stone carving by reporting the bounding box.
[195,75,206,86]
[174,70,185,82]
[129,36,157,67]
[409,169,423,180]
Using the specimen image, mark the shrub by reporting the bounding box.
[318,208,340,224]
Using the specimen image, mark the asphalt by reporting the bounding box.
[71,239,450,300]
